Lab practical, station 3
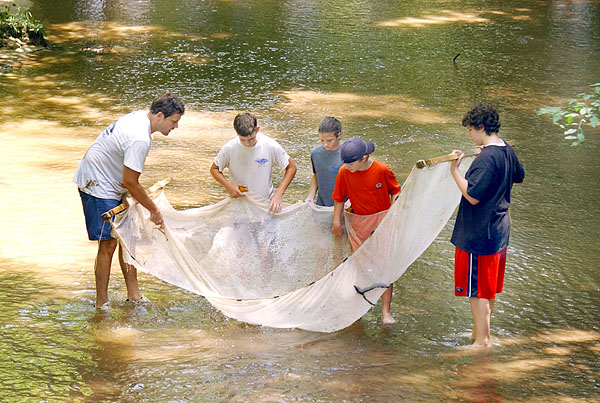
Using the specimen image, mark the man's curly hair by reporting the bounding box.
[462,103,501,134]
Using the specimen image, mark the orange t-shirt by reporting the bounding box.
[331,160,401,215]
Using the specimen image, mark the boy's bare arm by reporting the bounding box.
[305,173,318,203]
[331,201,344,236]
[450,151,479,205]
[210,162,245,198]
[269,158,297,213]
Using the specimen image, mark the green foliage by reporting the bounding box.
[537,83,600,146]
[0,6,45,46]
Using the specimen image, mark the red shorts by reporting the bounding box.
[454,247,507,299]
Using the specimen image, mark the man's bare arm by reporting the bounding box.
[123,166,164,227]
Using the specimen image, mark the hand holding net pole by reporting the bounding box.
[101,177,172,221]
[415,140,515,169]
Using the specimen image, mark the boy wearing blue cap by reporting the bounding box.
[331,137,401,324]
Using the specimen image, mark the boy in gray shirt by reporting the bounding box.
[305,117,343,206]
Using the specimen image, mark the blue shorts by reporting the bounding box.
[78,190,121,241]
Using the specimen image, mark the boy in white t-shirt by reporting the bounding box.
[73,92,185,309]
[210,112,297,213]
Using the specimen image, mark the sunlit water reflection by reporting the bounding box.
[0,0,599,400]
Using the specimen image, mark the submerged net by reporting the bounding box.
[111,157,472,332]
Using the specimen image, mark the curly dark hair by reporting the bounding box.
[462,103,501,134]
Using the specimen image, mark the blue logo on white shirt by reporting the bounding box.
[255,158,268,166]
[101,121,116,137]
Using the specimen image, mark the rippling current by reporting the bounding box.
[0,0,598,401]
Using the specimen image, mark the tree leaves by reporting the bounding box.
[537,83,600,146]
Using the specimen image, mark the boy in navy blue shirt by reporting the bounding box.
[450,103,525,347]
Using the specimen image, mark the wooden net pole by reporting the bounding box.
[101,177,172,221]
[415,140,516,169]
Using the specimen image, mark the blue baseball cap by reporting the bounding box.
[340,137,375,163]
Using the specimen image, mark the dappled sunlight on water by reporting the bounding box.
[45,20,216,57]
[77,308,600,401]
[445,328,600,384]
[170,51,212,65]
[378,10,491,28]
[45,21,165,45]
[276,89,451,124]
[376,8,537,29]
[0,119,95,281]
[0,61,123,126]
[481,85,582,114]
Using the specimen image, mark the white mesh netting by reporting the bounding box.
[111,158,472,332]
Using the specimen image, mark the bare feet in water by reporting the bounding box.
[457,340,497,350]
[382,313,396,325]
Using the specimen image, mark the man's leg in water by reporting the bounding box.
[118,243,142,302]
[95,239,117,307]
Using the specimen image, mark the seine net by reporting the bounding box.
[111,158,472,332]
